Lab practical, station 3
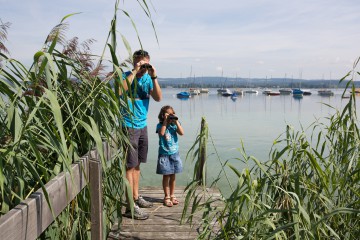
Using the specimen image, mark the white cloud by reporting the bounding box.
[1,0,360,79]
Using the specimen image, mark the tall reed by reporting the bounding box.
[183,61,360,239]
[0,0,156,238]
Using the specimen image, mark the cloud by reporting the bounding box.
[2,0,360,79]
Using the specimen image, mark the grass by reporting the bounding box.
[0,0,157,238]
[183,63,360,239]
[1,1,359,239]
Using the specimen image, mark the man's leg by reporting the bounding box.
[124,155,149,219]
[126,166,135,200]
[123,128,149,219]
[125,164,141,200]
[134,126,153,207]
[133,164,141,200]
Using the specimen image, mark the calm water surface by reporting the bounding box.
[142,88,356,192]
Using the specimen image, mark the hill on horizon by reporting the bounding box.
[157,77,359,89]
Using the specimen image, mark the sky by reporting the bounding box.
[1,0,360,80]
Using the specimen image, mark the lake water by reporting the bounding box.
[141,88,357,192]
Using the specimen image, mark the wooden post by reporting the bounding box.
[89,153,103,240]
[196,117,207,185]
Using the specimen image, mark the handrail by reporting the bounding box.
[0,142,110,240]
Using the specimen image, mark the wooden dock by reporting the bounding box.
[108,186,221,240]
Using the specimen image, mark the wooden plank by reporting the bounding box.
[110,186,222,240]
[119,224,198,232]
[0,156,89,240]
[109,231,199,240]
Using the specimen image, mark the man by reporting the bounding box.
[121,50,162,220]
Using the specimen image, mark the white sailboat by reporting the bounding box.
[318,73,334,96]
[245,72,258,94]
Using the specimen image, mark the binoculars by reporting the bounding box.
[168,115,178,120]
[140,63,152,69]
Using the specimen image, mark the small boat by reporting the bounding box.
[231,93,238,100]
[200,88,209,94]
[351,88,360,94]
[292,88,304,97]
[303,90,312,95]
[245,89,258,94]
[189,88,200,95]
[267,91,280,96]
[176,91,190,99]
[279,88,292,95]
[221,89,233,97]
[217,88,230,94]
[262,89,272,95]
[233,88,243,95]
[318,89,334,96]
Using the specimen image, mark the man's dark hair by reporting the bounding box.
[133,50,150,59]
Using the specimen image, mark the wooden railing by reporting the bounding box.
[0,117,209,239]
[0,142,111,240]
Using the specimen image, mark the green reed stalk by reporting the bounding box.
[182,61,360,239]
[0,0,157,238]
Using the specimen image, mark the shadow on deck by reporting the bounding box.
[108,186,222,240]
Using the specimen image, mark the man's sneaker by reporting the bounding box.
[124,204,149,220]
[135,195,153,208]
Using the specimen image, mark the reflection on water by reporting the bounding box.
[143,88,357,190]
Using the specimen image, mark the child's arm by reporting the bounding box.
[159,123,167,136]
[175,120,184,136]
[159,114,169,136]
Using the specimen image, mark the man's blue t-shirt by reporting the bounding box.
[122,72,153,129]
[156,123,179,155]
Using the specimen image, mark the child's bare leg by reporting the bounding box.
[163,175,173,207]
[163,175,170,197]
[169,174,176,196]
[170,174,179,205]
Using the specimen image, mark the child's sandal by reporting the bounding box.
[164,197,173,207]
[170,195,179,205]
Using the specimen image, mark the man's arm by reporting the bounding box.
[148,64,162,101]
[120,69,137,94]
[150,77,162,102]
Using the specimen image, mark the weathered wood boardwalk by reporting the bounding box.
[108,186,222,240]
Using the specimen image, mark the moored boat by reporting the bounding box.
[189,88,200,95]
[318,89,334,96]
[292,88,304,96]
[350,88,360,94]
[200,88,209,93]
[267,91,280,96]
[176,91,190,99]
[233,88,243,95]
[262,89,272,95]
[221,89,232,97]
[231,93,238,100]
[245,89,258,94]
[303,90,312,95]
[217,88,230,94]
[279,88,292,95]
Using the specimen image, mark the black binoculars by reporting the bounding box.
[168,115,178,120]
[140,64,152,69]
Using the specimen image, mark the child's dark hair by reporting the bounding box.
[158,105,175,123]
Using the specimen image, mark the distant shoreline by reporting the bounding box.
[158,77,359,89]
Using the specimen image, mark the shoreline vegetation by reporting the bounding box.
[1,1,359,239]
[157,77,360,89]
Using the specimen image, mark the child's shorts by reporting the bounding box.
[156,152,183,175]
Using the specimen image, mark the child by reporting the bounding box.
[156,105,184,207]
